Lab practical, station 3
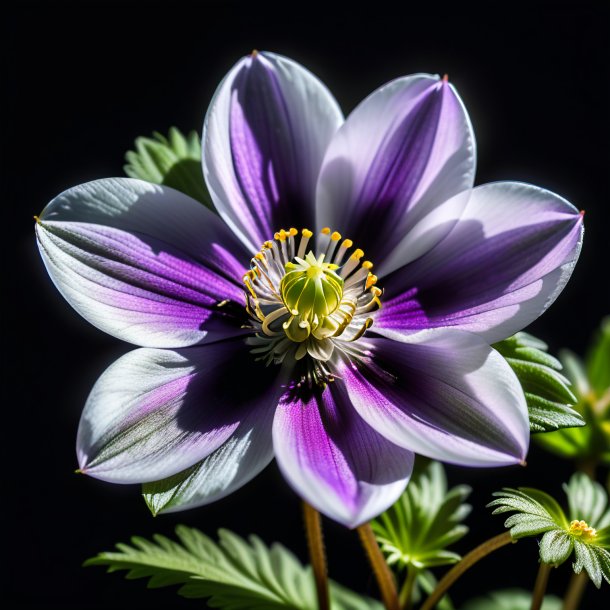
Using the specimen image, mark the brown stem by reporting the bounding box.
[562,571,589,610]
[303,502,329,610]
[530,562,552,610]
[420,532,514,610]
[357,523,400,610]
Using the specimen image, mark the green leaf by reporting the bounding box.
[86,526,377,609]
[415,570,455,610]
[124,127,211,206]
[564,472,610,531]
[493,332,583,432]
[329,582,384,610]
[573,540,610,588]
[488,487,569,539]
[539,530,573,565]
[586,316,610,396]
[372,461,471,570]
[460,588,561,610]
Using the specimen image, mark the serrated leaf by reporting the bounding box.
[372,461,471,570]
[493,332,583,433]
[86,526,375,609]
[488,488,569,539]
[564,472,610,530]
[539,530,572,565]
[573,540,610,588]
[460,588,561,610]
[124,127,211,206]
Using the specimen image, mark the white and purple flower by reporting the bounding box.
[35,52,583,528]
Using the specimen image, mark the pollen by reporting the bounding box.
[569,519,597,541]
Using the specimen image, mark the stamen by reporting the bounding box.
[569,519,597,541]
[298,228,313,258]
[243,226,382,368]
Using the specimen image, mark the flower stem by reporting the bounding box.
[398,565,417,610]
[303,502,329,610]
[530,562,552,610]
[357,523,400,610]
[562,571,588,610]
[421,532,513,610]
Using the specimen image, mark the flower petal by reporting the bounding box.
[77,340,281,483]
[341,328,530,466]
[143,408,274,514]
[316,73,475,273]
[203,51,343,252]
[377,182,584,343]
[36,178,249,348]
[273,383,414,528]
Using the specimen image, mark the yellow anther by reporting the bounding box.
[366,273,378,289]
[341,239,353,249]
[274,232,280,240]
[362,260,374,270]
[350,248,364,260]
[321,227,331,235]
[569,519,597,541]
[370,286,383,297]
[255,252,265,261]
[263,240,273,249]
[289,227,298,236]
[302,228,313,238]
[331,231,341,241]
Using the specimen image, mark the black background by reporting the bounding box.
[4,1,610,608]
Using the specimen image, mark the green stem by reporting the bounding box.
[357,523,400,610]
[399,565,417,610]
[421,532,514,610]
[303,502,329,610]
[530,562,552,610]
[562,571,588,610]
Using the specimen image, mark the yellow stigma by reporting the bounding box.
[280,251,344,342]
[569,519,597,541]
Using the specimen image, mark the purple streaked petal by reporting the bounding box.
[77,340,281,483]
[143,405,275,514]
[36,178,249,348]
[341,329,530,466]
[272,383,414,528]
[203,52,343,252]
[377,182,584,343]
[316,74,475,274]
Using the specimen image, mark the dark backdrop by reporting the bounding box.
[4,2,609,608]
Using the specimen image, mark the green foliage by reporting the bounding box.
[85,526,381,609]
[535,319,610,463]
[372,461,471,570]
[587,317,610,396]
[460,588,561,610]
[488,487,568,540]
[493,332,583,432]
[124,127,211,206]
[488,473,610,587]
[564,473,610,532]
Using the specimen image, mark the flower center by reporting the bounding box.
[243,227,381,371]
[280,252,344,342]
[569,519,597,542]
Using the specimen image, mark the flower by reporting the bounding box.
[489,473,610,587]
[35,51,583,528]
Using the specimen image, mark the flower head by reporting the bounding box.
[489,473,610,587]
[35,52,583,528]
